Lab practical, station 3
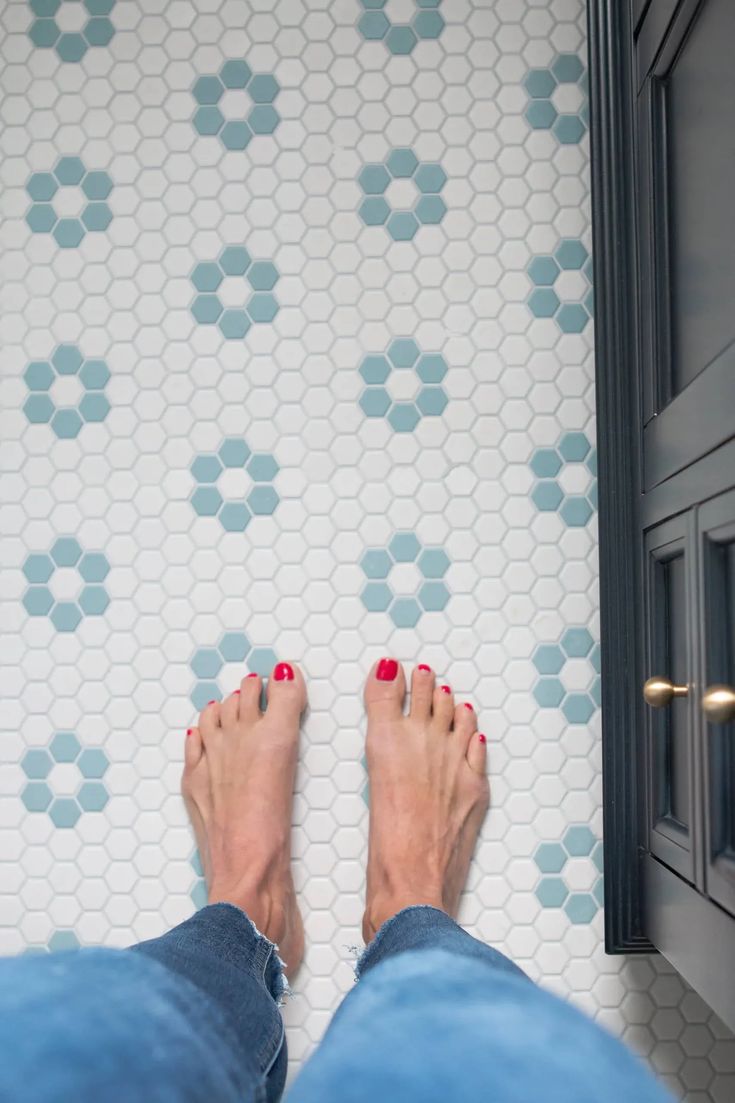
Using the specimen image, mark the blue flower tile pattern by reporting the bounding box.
[532,627,601,724]
[25,158,113,247]
[189,631,278,710]
[529,432,597,528]
[523,53,589,145]
[192,60,280,149]
[358,149,447,241]
[533,827,603,923]
[357,0,445,54]
[358,340,448,432]
[28,0,115,63]
[21,732,110,829]
[189,248,279,339]
[360,533,451,627]
[22,539,111,632]
[526,239,593,333]
[189,438,279,531]
[23,345,110,438]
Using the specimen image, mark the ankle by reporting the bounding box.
[363,890,446,943]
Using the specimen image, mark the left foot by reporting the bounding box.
[181,662,306,976]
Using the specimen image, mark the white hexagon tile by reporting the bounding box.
[0,0,734,1099]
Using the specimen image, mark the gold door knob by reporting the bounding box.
[643,676,689,707]
[702,684,735,724]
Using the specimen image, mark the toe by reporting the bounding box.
[454,700,477,745]
[184,725,204,770]
[220,689,241,729]
[466,730,488,776]
[239,671,262,721]
[364,657,406,721]
[199,698,221,745]
[265,661,307,721]
[432,681,454,730]
[410,663,435,720]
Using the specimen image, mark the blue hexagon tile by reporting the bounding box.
[357,0,445,54]
[523,53,589,145]
[28,0,115,63]
[23,345,110,438]
[191,60,280,149]
[358,149,447,241]
[189,247,279,339]
[189,850,207,910]
[25,158,113,248]
[22,539,110,632]
[526,240,593,334]
[189,438,279,531]
[530,432,597,528]
[21,731,110,829]
[189,632,277,710]
[532,627,601,725]
[533,827,603,923]
[361,533,451,628]
[358,340,448,432]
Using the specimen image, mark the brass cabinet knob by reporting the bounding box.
[643,676,689,707]
[701,684,735,724]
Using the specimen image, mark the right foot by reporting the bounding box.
[181,662,306,976]
[362,658,490,942]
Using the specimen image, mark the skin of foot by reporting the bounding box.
[362,658,489,943]
[181,661,306,977]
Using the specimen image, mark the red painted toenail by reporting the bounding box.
[207,700,216,705]
[233,690,240,695]
[418,663,431,672]
[186,728,193,736]
[246,673,258,679]
[440,684,451,693]
[463,702,473,711]
[478,733,487,743]
[273,662,295,681]
[376,658,398,681]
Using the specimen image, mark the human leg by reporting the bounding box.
[288,659,671,1103]
[0,661,307,1103]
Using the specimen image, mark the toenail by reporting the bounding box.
[186,728,193,736]
[246,673,258,679]
[478,733,487,743]
[207,700,216,706]
[418,663,431,672]
[440,684,451,694]
[233,690,240,695]
[463,702,473,711]
[376,657,398,681]
[273,662,295,682]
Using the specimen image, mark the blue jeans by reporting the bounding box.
[0,903,671,1103]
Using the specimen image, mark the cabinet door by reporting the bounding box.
[699,488,735,915]
[645,513,699,883]
[636,0,735,490]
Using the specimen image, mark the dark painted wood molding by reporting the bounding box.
[587,0,653,953]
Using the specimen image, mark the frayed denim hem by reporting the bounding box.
[212,903,291,1009]
[354,905,450,981]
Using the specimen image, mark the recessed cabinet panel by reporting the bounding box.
[700,489,735,916]
[645,515,696,882]
[667,0,735,396]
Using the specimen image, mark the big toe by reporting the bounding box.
[364,656,406,721]
[265,661,307,723]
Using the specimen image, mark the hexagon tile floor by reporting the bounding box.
[1,1,734,1099]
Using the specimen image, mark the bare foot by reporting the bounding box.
[362,658,489,942]
[181,661,306,976]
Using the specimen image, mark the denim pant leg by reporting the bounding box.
[288,905,672,1103]
[0,904,287,1103]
